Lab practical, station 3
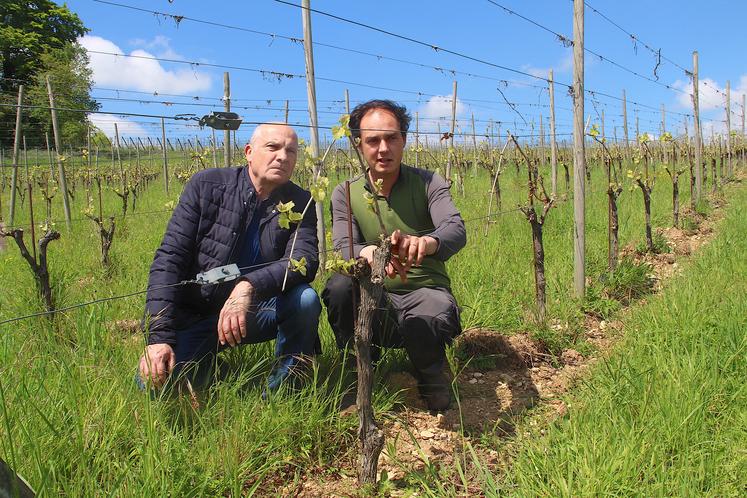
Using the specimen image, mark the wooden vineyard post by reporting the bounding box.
[726,80,733,178]
[623,89,630,161]
[284,99,289,124]
[539,114,546,169]
[445,80,457,182]
[223,72,231,167]
[113,124,128,216]
[742,93,746,168]
[161,118,169,195]
[549,69,558,197]
[8,85,23,227]
[692,51,703,202]
[414,111,420,169]
[663,139,685,228]
[301,0,327,268]
[591,133,622,271]
[572,0,586,299]
[635,139,655,252]
[508,132,553,322]
[484,141,509,236]
[471,112,478,177]
[46,76,71,229]
[22,138,36,262]
[211,127,218,168]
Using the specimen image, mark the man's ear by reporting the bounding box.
[244,143,252,163]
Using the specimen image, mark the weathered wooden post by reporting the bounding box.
[223,72,231,167]
[549,69,558,197]
[572,0,586,299]
[692,51,703,201]
[301,0,327,267]
[8,85,23,226]
[622,89,630,160]
[161,118,169,194]
[725,80,733,177]
[46,76,71,228]
[445,80,457,181]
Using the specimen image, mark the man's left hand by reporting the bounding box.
[388,230,438,281]
[217,280,254,347]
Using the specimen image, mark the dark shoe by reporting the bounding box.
[262,355,312,399]
[418,371,451,411]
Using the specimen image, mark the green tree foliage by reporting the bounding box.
[0,0,87,91]
[26,43,100,145]
[0,1,96,147]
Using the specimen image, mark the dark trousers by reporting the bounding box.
[138,283,321,390]
[321,273,461,378]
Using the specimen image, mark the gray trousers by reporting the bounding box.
[322,274,461,378]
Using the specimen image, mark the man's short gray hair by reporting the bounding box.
[249,122,295,145]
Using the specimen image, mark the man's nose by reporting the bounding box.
[378,139,390,154]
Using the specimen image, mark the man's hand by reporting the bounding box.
[217,280,254,347]
[139,343,175,388]
[359,230,438,282]
[391,229,438,268]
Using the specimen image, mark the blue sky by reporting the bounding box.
[65,0,747,145]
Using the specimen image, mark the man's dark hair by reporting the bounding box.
[349,99,411,141]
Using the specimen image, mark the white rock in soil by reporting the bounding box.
[473,372,483,378]
[599,320,607,330]
[420,430,435,439]
[469,378,478,384]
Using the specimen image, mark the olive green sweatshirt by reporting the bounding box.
[329,164,466,293]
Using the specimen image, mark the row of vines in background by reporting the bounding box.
[0,114,742,323]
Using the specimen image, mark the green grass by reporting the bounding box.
[0,148,742,495]
[468,181,747,497]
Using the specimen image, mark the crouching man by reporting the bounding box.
[138,123,321,394]
[322,100,466,411]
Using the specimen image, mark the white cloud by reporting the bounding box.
[89,113,149,139]
[79,35,212,94]
[522,50,573,79]
[418,95,466,120]
[671,75,747,136]
[672,75,747,111]
[129,35,182,60]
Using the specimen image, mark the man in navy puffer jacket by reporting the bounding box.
[137,123,321,394]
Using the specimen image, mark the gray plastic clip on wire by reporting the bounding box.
[195,264,241,285]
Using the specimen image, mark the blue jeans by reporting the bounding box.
[138,283,321,391]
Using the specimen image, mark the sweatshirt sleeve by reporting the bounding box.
[425,172,467,261]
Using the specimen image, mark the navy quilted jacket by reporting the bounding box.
[144,166,319,345]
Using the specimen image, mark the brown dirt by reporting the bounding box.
[256,187,729,496]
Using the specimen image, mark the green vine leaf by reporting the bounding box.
[290,256,307,276]
[309,176,329,203]
[331,114,351,140]
[363,192,376,213]
[277,201,302,229]
[325,251,356,275]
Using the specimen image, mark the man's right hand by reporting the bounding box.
[139,343,175,388]
[360,242,408,282]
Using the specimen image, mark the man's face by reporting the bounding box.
[245,125,298,189]
[357,108,405,176]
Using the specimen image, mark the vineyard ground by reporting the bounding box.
[0,157,744,496]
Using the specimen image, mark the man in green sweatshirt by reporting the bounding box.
[322,100,466,411]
